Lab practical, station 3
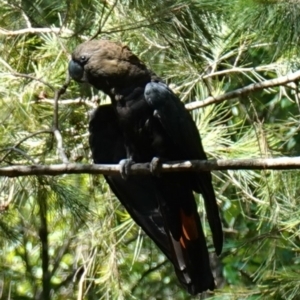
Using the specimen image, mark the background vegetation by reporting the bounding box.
[1,0,300,299]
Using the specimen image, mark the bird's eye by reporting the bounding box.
[80,55,87,63]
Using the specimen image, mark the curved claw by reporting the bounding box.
[150,157,163,177]
[153,109,159,118]
[119,158,135,180]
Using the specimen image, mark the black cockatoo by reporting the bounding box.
[69,40,223,295]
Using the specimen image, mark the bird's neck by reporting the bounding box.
[109,85,145,106]
[108,71,163,105]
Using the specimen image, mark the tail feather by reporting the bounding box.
[193,172,223,256]
[167,208,215,295]
[200,180,223,256]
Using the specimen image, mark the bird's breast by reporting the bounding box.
[115,100,156,162]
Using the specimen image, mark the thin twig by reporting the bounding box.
[100,21,162,35]
[5,71,55,92]
[0,27,75,36]
[50,231,77,277]
[131,260,168,294]
[53,76,70,128]
[31,97,98,108]
[201,64,278,80]
[90,0,119,40]
[53,130,69,163]
[0,57,55,91]
[77,248,97,300]
[53,75,71,164]
[0,21,160,38]
[0,147,37,164]
[185,70,300,110]
[0,130,53,163]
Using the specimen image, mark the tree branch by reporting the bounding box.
[185,70,300,110]
[12,72,55,92]
[90,0,119,40]
[0,130,53,163]
[0,21,160,38]
[131,260,168,294]
[53,75,71,164]
[0,27,75,36]
[201,64,278,80]
[0,57,55,92]
[1,156,300,177]
[31,97,99,108]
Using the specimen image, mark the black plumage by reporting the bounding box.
[70,40,223,295]
[89,104,172,259]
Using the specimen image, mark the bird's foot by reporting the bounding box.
[150,157,163,177]
[119,158,135,180]
[153,110,159,118]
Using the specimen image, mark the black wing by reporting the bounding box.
[89,104,215,294]
[89,105,171,259]
[144,82,223,255]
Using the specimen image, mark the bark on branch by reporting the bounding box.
[1,156,300,177]
[0,27,75,36]
[186,70,300,110]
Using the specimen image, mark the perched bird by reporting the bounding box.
[70,40,223,295]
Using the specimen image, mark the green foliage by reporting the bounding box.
[1,0,300,299]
